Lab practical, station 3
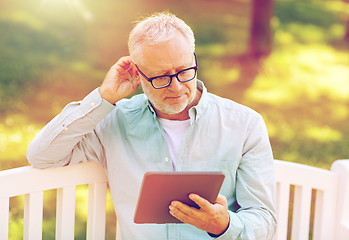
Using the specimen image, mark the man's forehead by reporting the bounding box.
[146,57,193,74]
[139,49,193,71]
[154,58,192,68]
[136,34,193,71]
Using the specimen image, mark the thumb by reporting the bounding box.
[215,194,228,208]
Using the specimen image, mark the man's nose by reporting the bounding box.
[168,76,182,91]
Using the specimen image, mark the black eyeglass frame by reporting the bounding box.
[135,53,198,89]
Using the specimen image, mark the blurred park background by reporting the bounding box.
[1,0,349,239]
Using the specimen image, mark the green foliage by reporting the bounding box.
[274,0,347,45]
[275,0,341,27]
[241,0,349,169]
[192,14,249,57]
[8,196,24,240]
[0,115,40,169]
[0,18,85,113]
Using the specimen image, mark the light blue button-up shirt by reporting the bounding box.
[27,81,276,240]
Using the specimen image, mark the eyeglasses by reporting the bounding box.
[135,53,198,89]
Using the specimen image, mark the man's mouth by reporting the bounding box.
[168,95,182,98]
[165,94,185,100]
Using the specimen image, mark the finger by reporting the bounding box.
[129,62,140,82]
[169,203,197,224]
[170,201,198,215]
[112,57,134,76]
[130,74,141,89]
[117,56,133,68]
[215,194,228,208]
[120,60,139,82]
[107,61,129,79]
[112,58,139,83]
[189,194,212,210]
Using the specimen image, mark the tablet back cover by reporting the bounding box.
[134,172,225,224]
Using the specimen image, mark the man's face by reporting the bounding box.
[136,34,198,119]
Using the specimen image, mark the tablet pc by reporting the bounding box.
[134,171,225,224]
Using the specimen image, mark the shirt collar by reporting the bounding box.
[188,80,208,124]
[146,99,157,118]
[146,79,209,123]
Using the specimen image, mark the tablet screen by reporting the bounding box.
[134,171,225,224]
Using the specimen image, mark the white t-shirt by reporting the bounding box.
[158,118,190,169]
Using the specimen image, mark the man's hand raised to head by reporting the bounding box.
[99,56,141,105]
[169,194,230,236]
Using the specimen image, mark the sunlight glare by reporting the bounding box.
[38,0,93,21]
[245,44,349,105]
[305,126,342,142]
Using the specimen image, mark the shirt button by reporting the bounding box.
[165,157,169,162]
[90,102,95,107]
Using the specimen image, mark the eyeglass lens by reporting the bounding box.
[152,68,196,88]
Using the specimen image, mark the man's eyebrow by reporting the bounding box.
[152,70,168,76]
[152,63,192,76]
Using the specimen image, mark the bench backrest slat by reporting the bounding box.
[24,192,44,240]
[274,160,339,240]
[1,160,349,240]
[56,186,76,240]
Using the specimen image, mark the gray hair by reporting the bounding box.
[128,11,195,63]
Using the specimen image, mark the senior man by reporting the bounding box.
[27,11,277,239]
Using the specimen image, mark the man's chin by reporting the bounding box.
[161,105,187,115]
[156,101,189,115]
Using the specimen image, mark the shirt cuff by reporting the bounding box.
[79,87,115,123]
[210,211,243,240]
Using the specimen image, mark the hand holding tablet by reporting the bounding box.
[133,171,225,224]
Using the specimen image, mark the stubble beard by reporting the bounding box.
[141,82,197,116]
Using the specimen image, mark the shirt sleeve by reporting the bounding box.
[26,88,115,169]
[216,113,277,240]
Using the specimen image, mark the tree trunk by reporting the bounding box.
[249,0,274,57]
[345,0,349,41]
[345,20,349,41]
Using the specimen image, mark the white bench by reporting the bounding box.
[274,160,349,240]
[1,160,348,240]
